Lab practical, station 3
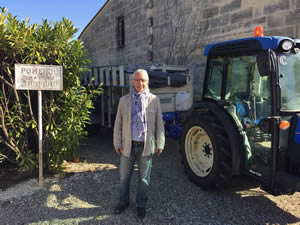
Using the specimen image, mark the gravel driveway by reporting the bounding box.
[0,130,299,225]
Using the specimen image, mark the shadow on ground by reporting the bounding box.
[0,127,299,225]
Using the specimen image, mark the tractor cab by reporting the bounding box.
[201,29,300,193]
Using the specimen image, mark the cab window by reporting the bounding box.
[204,56,223,100]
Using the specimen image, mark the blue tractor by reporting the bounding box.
[180,27,300,195]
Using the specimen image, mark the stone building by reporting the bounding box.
[80,0,300,66]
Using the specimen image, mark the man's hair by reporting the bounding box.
[133,69,149,80]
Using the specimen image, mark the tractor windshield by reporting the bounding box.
[279,52,300,111]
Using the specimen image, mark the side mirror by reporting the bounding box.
[256,52,271,76]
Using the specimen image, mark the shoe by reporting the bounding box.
[137,207,146,219]
[114,203,129,214]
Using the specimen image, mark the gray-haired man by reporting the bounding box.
[113,69,165,219]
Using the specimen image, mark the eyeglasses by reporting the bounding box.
[133,79,148,83]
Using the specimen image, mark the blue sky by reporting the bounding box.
[0,0,107,39]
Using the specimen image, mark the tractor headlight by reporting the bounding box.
[281,40,294,51]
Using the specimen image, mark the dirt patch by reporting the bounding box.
[62,161,117,173]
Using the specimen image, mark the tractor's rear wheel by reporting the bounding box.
[180,110,232,189]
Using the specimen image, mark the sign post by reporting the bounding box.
[38,90,43,187]
[15,64,63,187]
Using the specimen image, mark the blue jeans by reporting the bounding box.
[119,144,153,208]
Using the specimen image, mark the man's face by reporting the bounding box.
[132,71,149,92]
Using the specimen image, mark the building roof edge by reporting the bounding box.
[78,0,110,39]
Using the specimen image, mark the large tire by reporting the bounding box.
[180,110,232,189]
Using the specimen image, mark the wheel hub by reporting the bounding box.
[203,143,212,157]
[185,126,214,177]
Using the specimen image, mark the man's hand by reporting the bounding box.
[156,149,163,156]
[115,148,123,155]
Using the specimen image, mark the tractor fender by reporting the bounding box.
[192,101,243,175]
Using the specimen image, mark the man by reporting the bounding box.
[113,69,165,219]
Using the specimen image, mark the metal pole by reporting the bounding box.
[38,90,43,187]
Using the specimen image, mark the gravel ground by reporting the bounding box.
[0,130,300,225]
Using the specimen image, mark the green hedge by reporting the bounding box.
[0,7,102,172]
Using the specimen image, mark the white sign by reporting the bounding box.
[14,64,63,187]
[15,64,63,90]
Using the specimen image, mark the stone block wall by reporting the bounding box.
[80,0,300,66]
[80,0,149,66]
